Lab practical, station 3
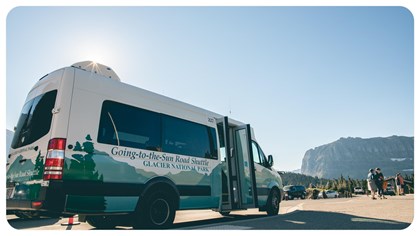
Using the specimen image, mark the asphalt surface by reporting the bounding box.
[6,194,414,230]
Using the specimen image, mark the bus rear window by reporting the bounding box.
[11,90,57,149]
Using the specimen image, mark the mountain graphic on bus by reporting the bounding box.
[64,135,214,186]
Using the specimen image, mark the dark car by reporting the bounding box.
[283,185,306,200]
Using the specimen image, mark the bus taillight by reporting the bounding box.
[43,138,66,180]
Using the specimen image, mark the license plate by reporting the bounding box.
[6,187,15,199]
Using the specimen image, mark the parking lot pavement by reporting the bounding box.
[295,194,414,225]
[6,194,414,230]
[182,194,414,230]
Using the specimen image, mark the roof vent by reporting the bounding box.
[71,61,121,81]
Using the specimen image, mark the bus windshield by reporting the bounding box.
[11,90,57,149]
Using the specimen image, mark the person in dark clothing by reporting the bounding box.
[375,168,386,199]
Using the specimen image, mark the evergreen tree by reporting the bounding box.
[325,181,331,190]
[348,177,354,193]
[32,151,44,180]
[278,172,413,193]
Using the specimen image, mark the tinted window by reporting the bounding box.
[258,145,268,166]
[217,123,227,161]
[12,90,57,149]
[98,101,161,151]
[98,100,218,159]
[217,123,225,148]
[208,127,218,158]
[162,115,217,159]
[252,142,261,164]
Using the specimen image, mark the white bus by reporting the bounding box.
[6,61,283,229]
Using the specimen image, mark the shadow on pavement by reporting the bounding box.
[178,210,411,230]
[173,214,266,229]
[7,210,410,230]
[7,217,60,230]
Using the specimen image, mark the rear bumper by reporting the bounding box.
[7,199,32,210]
[7,180,141,216]
[7,182,67,216]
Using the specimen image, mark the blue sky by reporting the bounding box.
[6,7,414,171]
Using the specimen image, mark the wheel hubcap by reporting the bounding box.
[272,194,279,209]
[150,198,170,225]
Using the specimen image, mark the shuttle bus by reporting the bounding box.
[6,61,283,229]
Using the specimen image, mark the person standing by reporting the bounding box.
[396,173,405,195]
[367,169,377,200]
[375,168,386,199]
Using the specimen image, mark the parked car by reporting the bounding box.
[354,187,365,194]
[283,185,306,200]
[318,190,339,198]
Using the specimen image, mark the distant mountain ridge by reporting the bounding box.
[301,136,414,179]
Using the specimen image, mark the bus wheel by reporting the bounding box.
[133,191,176,229]
[86,215,117,229]
[266,189,280,216]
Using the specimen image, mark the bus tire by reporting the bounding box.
[266,189,280,216]
[133,190,176,229]
[86,215,117,229]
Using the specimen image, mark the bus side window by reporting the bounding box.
[208,127,218,159]
[98,100,218,159]
[162,115,218,159]
[258,145,269,167]
[251,142,262,165]
[217,123,226,161]
[97,101,161,151]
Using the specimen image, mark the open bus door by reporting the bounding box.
[217,117,257,212]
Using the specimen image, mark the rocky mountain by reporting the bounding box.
[301,136,414,179]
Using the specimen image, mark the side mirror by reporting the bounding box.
[267,155,274,167]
